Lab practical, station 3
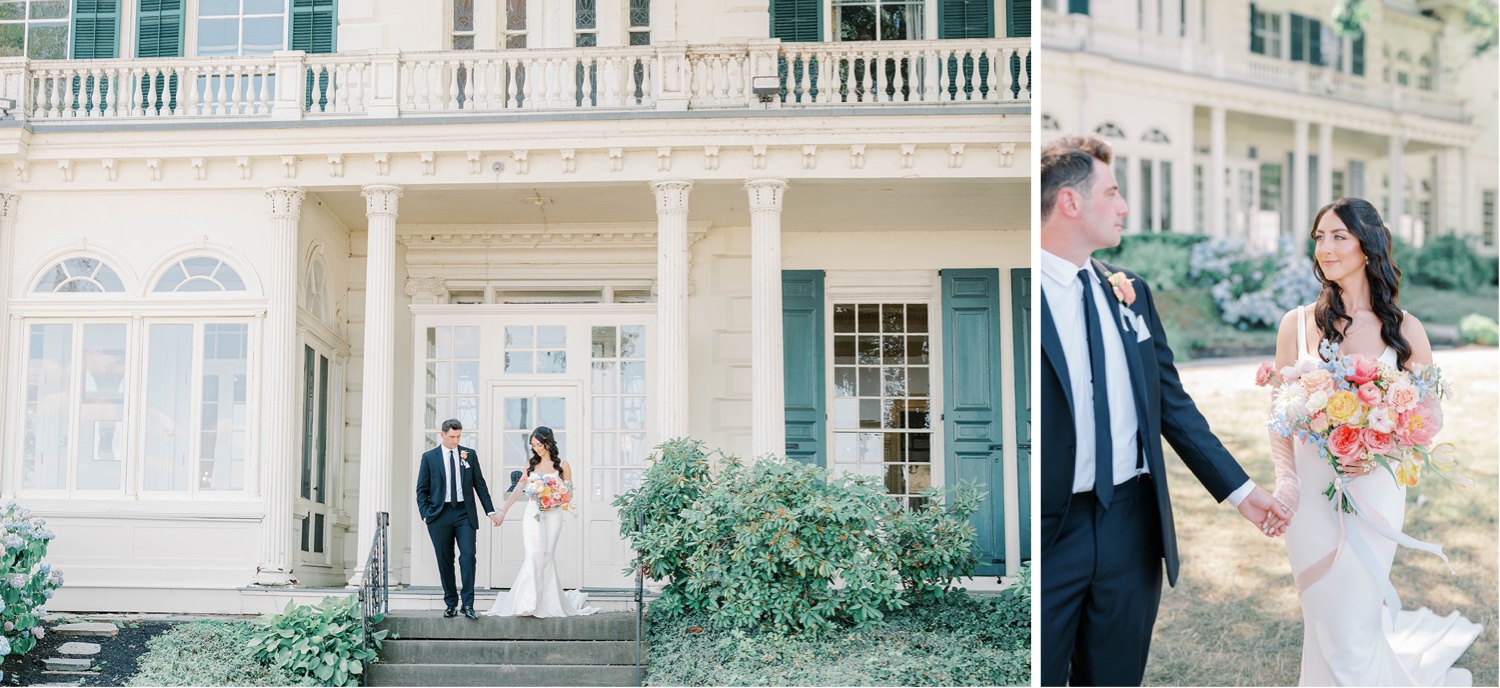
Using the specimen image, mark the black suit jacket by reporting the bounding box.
[415,445,497,530]
[1039,259,1250,586]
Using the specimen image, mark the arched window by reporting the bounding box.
[154,257,246,293]
[1095,122,1126,139]
[1142,128,1171,144]
[304,257,330,323]
[35,257,125,293]
[1041,113,1060,131]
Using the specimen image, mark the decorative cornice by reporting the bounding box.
[398,222,712,249]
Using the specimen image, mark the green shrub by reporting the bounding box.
[1408,235,1498,291]
[248,596,385,687]
[1093,232,1207,291]
[617,441,988,635]
[888,483,983,603]
[993,562,1030,629]
[0,501,64,666]
[1459,314,1500,345]
[128,620,308,687]
[644,595,1029,686]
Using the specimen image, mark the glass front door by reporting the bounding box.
[488,385,581,589]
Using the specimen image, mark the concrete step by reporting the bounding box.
[367,662,640,687]
[51,622,118,638]
[381,639,646,666]
[379,612,638,641]
[43,658,93,671]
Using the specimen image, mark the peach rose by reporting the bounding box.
[1308,411,1331,435]
[1328,423,1366,461]
[1300,369,1335,395]
[1385,382,1419,414]
[1107,271,1137,305]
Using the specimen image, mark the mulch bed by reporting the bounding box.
[2,620,178,687]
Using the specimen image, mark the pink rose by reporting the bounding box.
[1356,382,1383,406]
[1301,369,1335,395]
[1107,272,1137,306]
[1385,382,1419,414]
[1362,428,1394,455]
[1255,361,1276,387]
[1345,355,1380,385]
[1328,424,1366,461]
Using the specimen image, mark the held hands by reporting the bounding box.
[489,511,504,527]
[1236,485,1295,537]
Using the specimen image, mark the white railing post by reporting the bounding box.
[0,57,28,121]
[654,41,690,111]
[271,49,307,120]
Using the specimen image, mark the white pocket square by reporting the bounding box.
[1132,313,1151,342]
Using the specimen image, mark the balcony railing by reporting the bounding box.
[0,38,1025,124]
[1040,12,1467,123]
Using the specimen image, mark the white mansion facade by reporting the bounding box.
[1040,0,1497,251]
[0,0,1027,611]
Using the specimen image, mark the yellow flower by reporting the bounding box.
[1395,459,1421,487]
[1325,390,1360,422]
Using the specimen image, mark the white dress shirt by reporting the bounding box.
[1041,250,1253,506]
[445,448,464,503]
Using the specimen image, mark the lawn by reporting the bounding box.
[1145,347,1499,686]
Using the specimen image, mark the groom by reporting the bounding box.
[415,419,501,620]
[1038,134,1292,686]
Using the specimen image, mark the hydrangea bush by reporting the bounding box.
[0,501,63,679]
[1191,238,1322,328]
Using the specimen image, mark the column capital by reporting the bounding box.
[361,184,404,217]
[265,186,306,219]
[744,178,789,211]
[405,276,449,302]
[649,180,694,213]
[0,190,18,221]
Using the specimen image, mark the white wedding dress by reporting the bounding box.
[484,473,599,618]
[1272,307,1481,686]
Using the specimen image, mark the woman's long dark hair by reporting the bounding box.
[1309,197,1411,370]
[525,426,561,477]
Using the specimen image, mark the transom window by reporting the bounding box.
[831,303,932,510]
[35,257,125,293]
[1142,128,1170,144]
[590,325,648,497]
[0,0,68,59]
[155,257,246,293]
[504,0,527,48]
[451,0,475,49]
[628,0,650,45]
[424,326,480,446]
[1095,122,1125,139]
[575,0,596,46]
[834,0,925,41]
[198,0,286,56]
[505,326,567,374]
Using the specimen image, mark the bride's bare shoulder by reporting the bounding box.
[1400,311,1430,343]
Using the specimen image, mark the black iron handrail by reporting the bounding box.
[358,511,390,686]
[634,511,645,687]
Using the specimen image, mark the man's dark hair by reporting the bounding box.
[1040,134,1114,223]
[442,419,462,433]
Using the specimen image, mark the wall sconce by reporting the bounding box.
[752,75,780,103]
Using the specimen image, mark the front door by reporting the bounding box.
[488,384,582,589]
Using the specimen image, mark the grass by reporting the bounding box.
[643,593,1029,686]
[1402,284,1500,324]
[1145,348,1498,686]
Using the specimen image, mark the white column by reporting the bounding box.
[0,191,18,495]
[252,187,305,586]
[1209,106,1227,237]
[348,184,403,586]
[1389,133,1406,239]
[1435,147,1463,237]
[1126,156,1143,233]
[1292,119,1309,236]
[1317,123,1334,207]
[746,178,788,459]
[651,180,692,440]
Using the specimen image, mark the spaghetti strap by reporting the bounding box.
[1296,306,1310,359]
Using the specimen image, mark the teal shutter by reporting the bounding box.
[136,0,183,58]
[942,268,1003,576]
[1007,0,1027,38]
[72,0,120,59]
[782,270,826,467]
[939,0,994,39]
[290,0,337,53]
[770,0,821,42]
[1010,268,1031,563]
[1249,3,1262,55]
[1068,0,1088,13]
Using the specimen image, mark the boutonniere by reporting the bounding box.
[1104,270,1137,306]
[459,450,470,469]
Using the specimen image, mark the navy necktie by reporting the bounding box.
[449,449,460,504]
[1080,269,1114,507]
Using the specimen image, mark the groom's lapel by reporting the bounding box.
[1039,293,1073,414]
[1092,259,1152,429]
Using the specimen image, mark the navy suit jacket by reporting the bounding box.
[415,445,497,530]
[1039,259,1250,586]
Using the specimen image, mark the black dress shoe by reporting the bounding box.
[463,607,478,620]
[443,607,458,618]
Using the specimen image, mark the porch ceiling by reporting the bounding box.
[315,178,1026,233]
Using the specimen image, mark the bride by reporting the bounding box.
[484,426,599,618]
[1265,197,1481,686]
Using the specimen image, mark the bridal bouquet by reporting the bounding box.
[523,473,575,520]
[1255,340,1469,513]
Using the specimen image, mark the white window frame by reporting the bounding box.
[195,0,289,57]
[295,327,345,568]
[830,0,930,42]
[0,0,70,60]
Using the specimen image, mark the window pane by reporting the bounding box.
[179,278,223,292]
[28,1,66,20]
[591,326,616,358]
[592,361,617,393]
[593,397,618,430]
[576,0,596,29]
[629,0,649,26]
[453,326,479,359]
[620,433,646,465]
[0,3,22,20]
[620,326,644,358]
[537,397,566,429]
[183,257,219,277]
[837,4,877,41]
[621,396,645,430]
[27,22,65,59]
[200,324,248,490]
[34,264,66,292]
[156,263,188,292]
[833,304,856,333]
[506,326,533,349]
[23,323,72,490]
[245,0,285,13]
[197,18,240,56]
[505,397,530,430]
[200,0,240,15]
[538,351,566,374]
[620,361,645,393]
[145,324,193,491]
[76,324,127,490]
[506,0,526,30]
[537,326,566,348]
[504,352,532,374]
[241,16,283,54]
[0,23,18,57]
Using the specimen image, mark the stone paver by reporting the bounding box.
[58,642,101,656]
[51,622,118,637]
[43,658,92,671]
